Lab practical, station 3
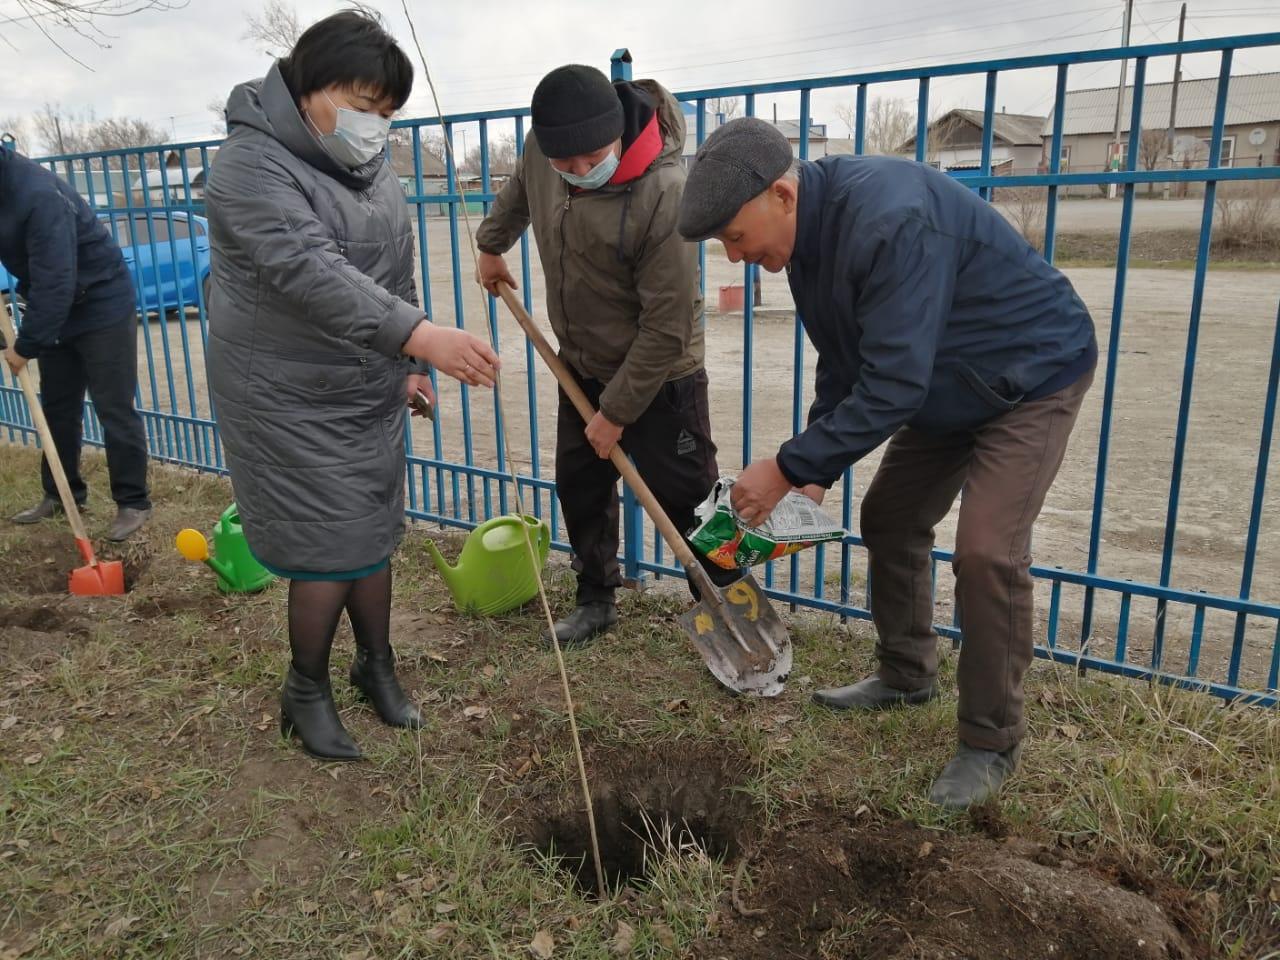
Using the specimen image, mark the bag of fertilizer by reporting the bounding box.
[688,478,845,570]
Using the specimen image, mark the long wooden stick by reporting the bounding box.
[398,3,607,897]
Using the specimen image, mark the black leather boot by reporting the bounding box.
[280,665,362,760]
[549,601,618,647]
[812,675,940,711]
[928,742,1024,810]
[350,647,421,729]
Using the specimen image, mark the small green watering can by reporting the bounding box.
[175,503,276,594]
[426,514,551,616]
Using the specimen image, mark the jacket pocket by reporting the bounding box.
[911,362,1023,434]
[267,355,369,408]
[957,364,1023,413]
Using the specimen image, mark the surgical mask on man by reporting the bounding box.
[313,90,391,168]
[553,149,619,190]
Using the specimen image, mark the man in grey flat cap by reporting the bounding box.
[679,117,1096,810]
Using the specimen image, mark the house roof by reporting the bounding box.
[772,119,827,141]
[1045,71,1280,136]
[946,157,1015,171]
[389,138,447,178]
[899,109,1046,151]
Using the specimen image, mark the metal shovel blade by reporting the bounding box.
[679,572,792,697]
[68,537,126,596]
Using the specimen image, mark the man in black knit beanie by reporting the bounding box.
[477,64,738,646]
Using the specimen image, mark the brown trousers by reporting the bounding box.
[860,368,1094,751]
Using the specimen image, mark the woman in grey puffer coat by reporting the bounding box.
[205,10,499,761]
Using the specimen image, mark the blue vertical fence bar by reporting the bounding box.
[790,88,811,602]
[1153,49,1234,668]
[444,121,472,521]
[915,78,929,163]
[1043,63,1069,263]
[978,71,996,202]
[1081,55,1147,649]
[514,116,542,517]
[1229,301,1280,685]
[478,118,508,517]
[408,123,446,519]
[4,35,1280,708]
[616,44,643,585]
[840,84,866,616]
[854,84,867,155]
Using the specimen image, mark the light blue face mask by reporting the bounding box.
[313,90,391,168]
[553,149,619,190]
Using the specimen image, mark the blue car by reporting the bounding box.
[104,210,212,316]
[0,210,212,320]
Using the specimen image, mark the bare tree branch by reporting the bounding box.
[706,97,740,121]
[32,102,164,163]
[834,96,916,155]
[208,97,228,137]
[242,0,301,59]
[1138,128,1168,197]
[5,0,188,66]
[459,134,517,178]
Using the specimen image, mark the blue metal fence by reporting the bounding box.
[3,33,1279,706]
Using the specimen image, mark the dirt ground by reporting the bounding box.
[15,213,1279,693]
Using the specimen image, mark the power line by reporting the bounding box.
[643,2,1126,74]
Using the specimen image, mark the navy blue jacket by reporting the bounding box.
[0,149,135,358]
[776,155,1096,487]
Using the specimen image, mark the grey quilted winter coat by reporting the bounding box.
[204,63,422,574]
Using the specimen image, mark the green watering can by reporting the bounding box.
[175,503,276,594]
[426,514,551,616]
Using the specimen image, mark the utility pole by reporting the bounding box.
[53,116,66,154]
[1163,3,1187,200]
[1108,0,1135,199]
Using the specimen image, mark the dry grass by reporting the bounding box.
[0,444,1276,958]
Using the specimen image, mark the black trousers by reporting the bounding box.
[37,319,150,510]
[555,368,738,604]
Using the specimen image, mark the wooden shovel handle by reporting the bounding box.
[495,282,709,581]
[0,294,93,546]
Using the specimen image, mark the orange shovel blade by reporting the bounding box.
[69,537,126,596]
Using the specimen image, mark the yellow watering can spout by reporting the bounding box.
[176,528,210,562]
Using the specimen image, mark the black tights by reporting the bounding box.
[287,565,392,681]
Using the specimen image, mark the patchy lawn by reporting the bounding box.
[0,445,1276,959]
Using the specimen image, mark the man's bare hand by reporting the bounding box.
[4,346,27,376]
[584,411,623,459]
[476,252,517,296]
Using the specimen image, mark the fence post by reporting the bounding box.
[610,48,632,81]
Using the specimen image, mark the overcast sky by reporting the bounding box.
[2,0,1278,153]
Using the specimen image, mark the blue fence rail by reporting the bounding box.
[3,33,1279,706]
